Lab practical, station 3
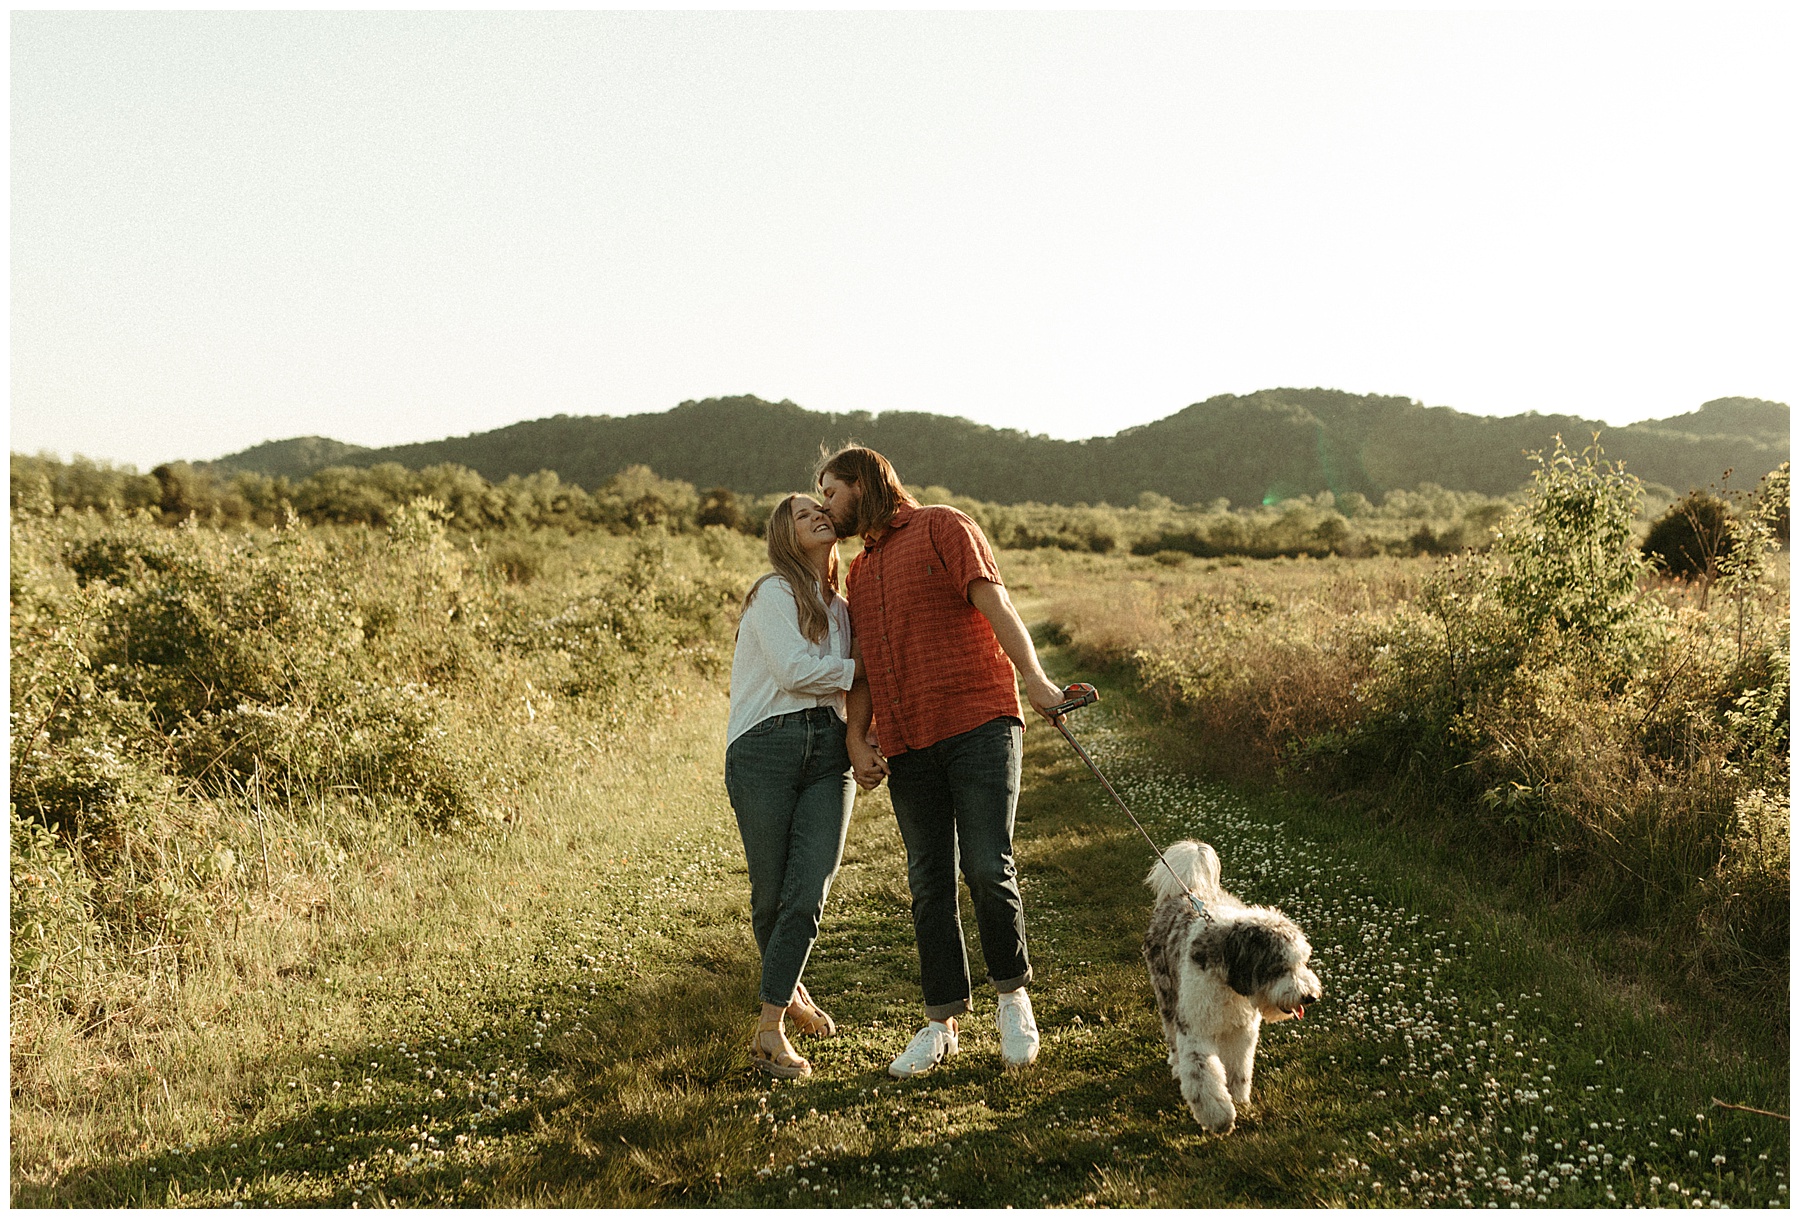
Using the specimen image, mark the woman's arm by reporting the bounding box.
[844,639,887,789]
[740,579,859,697]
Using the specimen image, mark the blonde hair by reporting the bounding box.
[744,493,840,644]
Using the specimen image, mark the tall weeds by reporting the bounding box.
[1047,446,1790,997]
[9,502,763,1052]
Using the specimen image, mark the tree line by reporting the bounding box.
[14,449,1786,570]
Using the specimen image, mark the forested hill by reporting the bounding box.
[208,390,1789,506]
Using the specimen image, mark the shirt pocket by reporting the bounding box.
[920,560,967,601]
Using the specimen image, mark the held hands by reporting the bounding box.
[848,734,890,791]
[848,673,1074,788]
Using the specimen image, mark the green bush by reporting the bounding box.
[1492,437,1646,642]
[1344,445,1782,984]
[1641,492,1734,580]
[10,808,97,992]
[1060,439,1790,996]
[8,499,764,1014]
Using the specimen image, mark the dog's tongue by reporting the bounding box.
[1294,1005,1305,1020]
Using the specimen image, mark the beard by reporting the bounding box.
[827,501,859,538]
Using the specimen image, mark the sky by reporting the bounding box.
[11,10,1797,471]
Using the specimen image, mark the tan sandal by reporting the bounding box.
[750,1016,811,1079]
[786,982,838,1037]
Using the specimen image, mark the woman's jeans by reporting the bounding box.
[886,716,1032,1021]
[724,707,856,1008]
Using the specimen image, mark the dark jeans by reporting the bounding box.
[887,716,1031,1020]
[724,707,856,1008]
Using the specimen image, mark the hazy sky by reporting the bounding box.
[12,10,1796,471]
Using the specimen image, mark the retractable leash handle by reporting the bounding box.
[1045,682,1099,720]
[1046,683,1211,923]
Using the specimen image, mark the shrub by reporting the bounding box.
[592,465,701,532]
[1641,491,1734,580]
[697,486,745,531]
[1492,436,1645,643]
[1047,441,1790,997]
[9,501,766,1018]
[10,808,97,993]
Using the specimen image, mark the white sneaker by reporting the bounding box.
[996,991,1040,1068]
[888,1020,959,1079]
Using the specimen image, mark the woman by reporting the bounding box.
[726,493,864,1078]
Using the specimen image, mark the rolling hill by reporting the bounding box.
[206,390,1788,507]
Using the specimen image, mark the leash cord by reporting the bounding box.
[1052,718,1211,922]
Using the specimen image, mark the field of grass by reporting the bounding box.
[13,610,1788,1208]
[11,451,1788,1206]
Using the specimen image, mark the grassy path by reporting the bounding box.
[15,648,1789,1207]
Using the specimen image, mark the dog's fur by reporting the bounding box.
[1142,840,1320,1133]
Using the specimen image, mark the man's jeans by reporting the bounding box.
[887,716,1032,1020]
[724,707,856,1008]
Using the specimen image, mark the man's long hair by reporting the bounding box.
[815,444,917,537]
[743,493,839,644]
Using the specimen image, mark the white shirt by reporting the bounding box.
[726,575,857,749]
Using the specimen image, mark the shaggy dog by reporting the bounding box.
[1142,840,1321,1133]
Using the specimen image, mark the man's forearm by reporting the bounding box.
[986,600,1051,684]
[846,674,875,749]
[968,580,1066,716]
[844,675,889,787]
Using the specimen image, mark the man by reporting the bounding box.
[817,445,1066,1078]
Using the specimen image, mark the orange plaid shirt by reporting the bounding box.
[847,502,1022,756]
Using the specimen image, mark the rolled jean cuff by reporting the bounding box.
[923,996,970,1021]
[992,970,1032,994]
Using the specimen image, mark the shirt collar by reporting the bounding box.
[863,500,918,549]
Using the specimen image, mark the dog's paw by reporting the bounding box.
[1187,1097,1236,1134]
